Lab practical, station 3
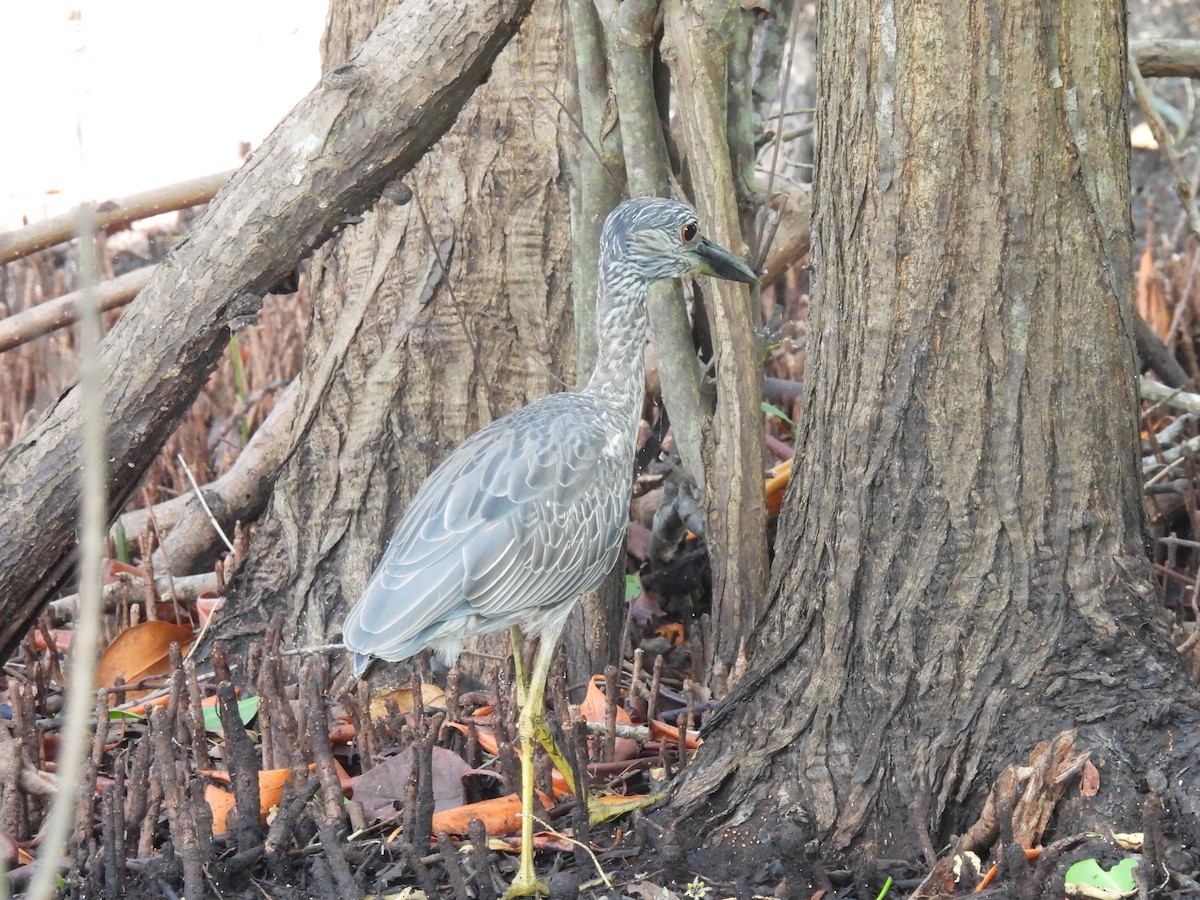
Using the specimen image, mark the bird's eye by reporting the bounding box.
[681,222,698,243]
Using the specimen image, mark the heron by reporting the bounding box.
[342,196,757,896]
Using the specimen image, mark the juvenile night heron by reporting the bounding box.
[342,196,756,896]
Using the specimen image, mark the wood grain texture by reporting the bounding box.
[666,0,1200,871]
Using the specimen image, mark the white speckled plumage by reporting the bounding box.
[342,197,756,675]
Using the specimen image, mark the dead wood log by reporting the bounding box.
[150,380,300,574]
[0,267,154,354]
[0,170,233,266]
[0,0,535,663]
[1131,38,1200,79]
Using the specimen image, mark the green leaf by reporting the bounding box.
[108,708,146,721]
[112,519,131,565]
[625,574,642,602]
[761,401,796,435]
[873,875,893,900]
[1064,857,1138,897]
[202,696,260,733]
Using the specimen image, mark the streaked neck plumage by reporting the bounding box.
[581,253,650,435]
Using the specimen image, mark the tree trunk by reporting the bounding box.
[664,0,769,693]
[667,0,1200,885]
[210,0,626,684]
[0,0,533,664]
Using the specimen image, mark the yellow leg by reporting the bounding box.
[502,622,662,900]
[501,623,562,899]
[510,626,530,708]
[515,658,660,826]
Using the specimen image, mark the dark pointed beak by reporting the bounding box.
[692,236,758,284]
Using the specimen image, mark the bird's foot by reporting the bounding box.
[501,868,550,898]
[587,791,664,825]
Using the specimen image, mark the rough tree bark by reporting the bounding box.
[0,0,533,664]
[663,0,768,690]
[208,0,627,684]
[668,0,1200,888]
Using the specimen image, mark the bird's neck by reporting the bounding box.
[581,262,649,426]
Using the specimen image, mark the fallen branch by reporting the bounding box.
[1131,38,1200,79]
[1140,376,1200,415]
[1131,54,1200,242]
[0,170,233,266]
[0,267,153,353]
[46,571,220,624]
[149,381,300,574]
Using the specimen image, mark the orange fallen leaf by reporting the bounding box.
[202,768,306,836]
[579,676,632,727]
[32,629,72,652]
[102,560,148,584]
[654,623,685,647]
[94,621,194,700]
[1080,759,1100,797]
[194,595,224,628]
[765,458,793,517]
[446,721,501,757]
[1137,246,1170,339]
[648,719,701,751]
[429,790,554,837]
[579,676,638,761]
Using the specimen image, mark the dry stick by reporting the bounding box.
[123,732,153,851]
[214,647,263,854]
[1132,38,1200,79]
[754,0,802,259]
[150,706,205,899]
[303,664,356,895]
[264,772,319,880]
[111,381,296,543]
[0,170,233,266]
[46,571,218,623]
[27,206,106,900]
[437,831,473,900]
[175,453,235,554]
[603,663,620,763]
[151,379,300,573]
[0,267,154,354]
[1131,56,1200,242]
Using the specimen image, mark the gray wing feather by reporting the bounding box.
[341,393,630,661]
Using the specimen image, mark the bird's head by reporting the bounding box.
[601,197,758,285]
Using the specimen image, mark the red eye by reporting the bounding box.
[681,222,698,243]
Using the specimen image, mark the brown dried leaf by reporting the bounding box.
[369,683,447,718]
[353,746,470,822]
[94,621,194,697]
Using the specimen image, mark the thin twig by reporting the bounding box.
[755,0,802,257]
[27,205,107,900]
[1130,56,1200,241]
[175,453,235,553]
